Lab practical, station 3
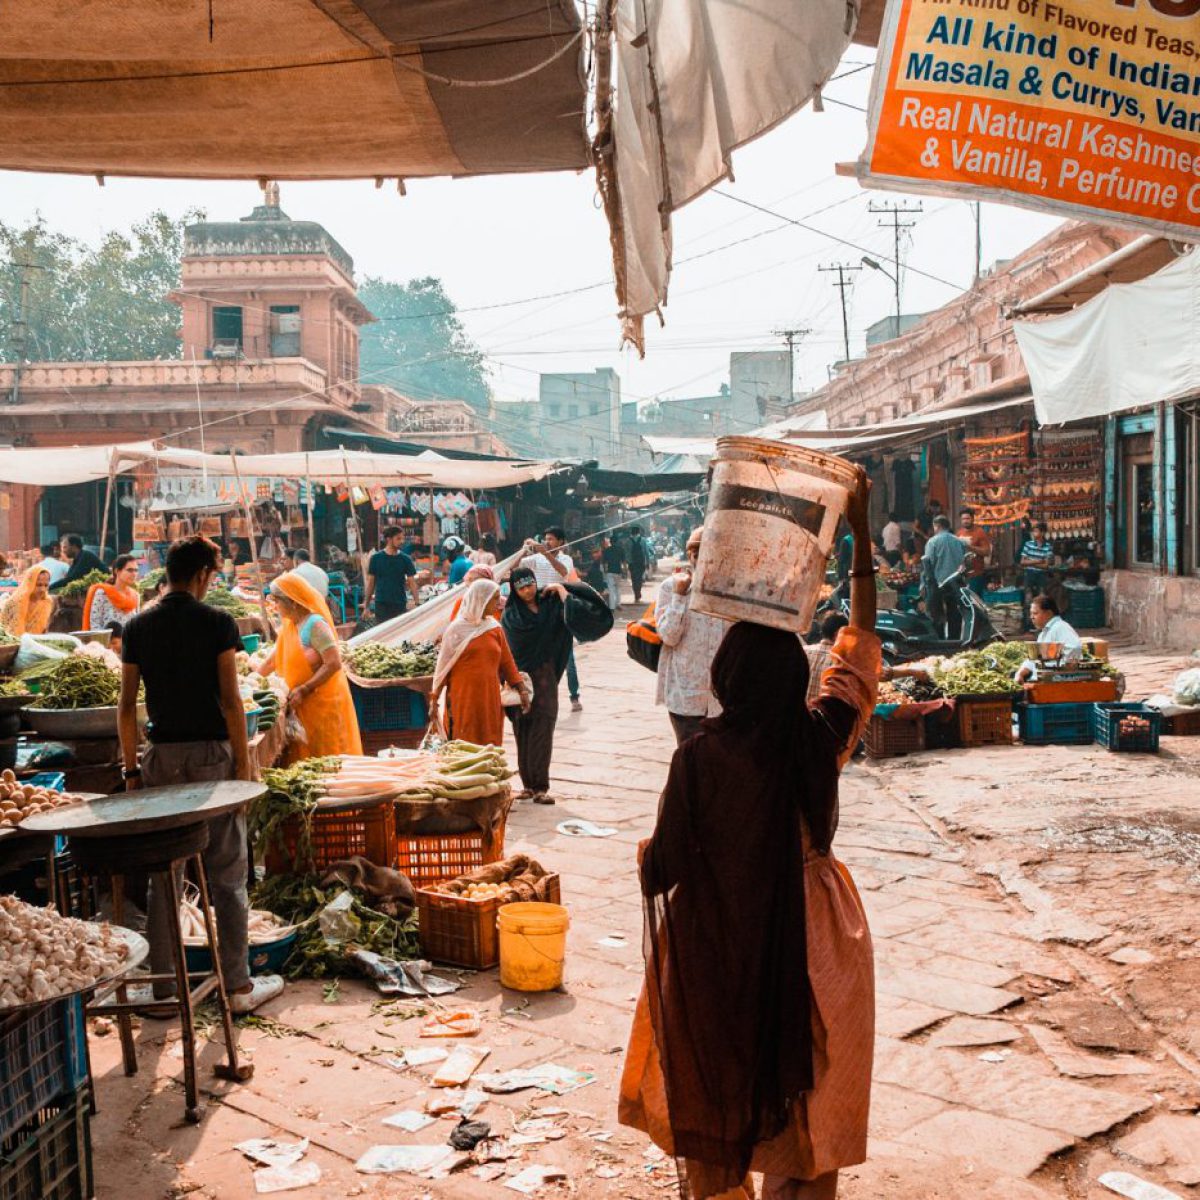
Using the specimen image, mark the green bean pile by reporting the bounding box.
[36,656,122,709]
[934,642,1030,696]
[250,757,340,866]
[205,587,250,618]
[344,640,437,680]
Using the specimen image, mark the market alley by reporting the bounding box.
[77,622,1200,1200]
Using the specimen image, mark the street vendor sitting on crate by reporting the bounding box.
[1015,594,1084,683]
[119,535,284,1014]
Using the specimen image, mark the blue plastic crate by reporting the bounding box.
[1093,702,1161,753]
[0,998,88,1143]
[1019,702,1094,745]
[0,1083,92,1199]
[350,682,428,733]
[27,773,66,794]
[986,586,1023,606]
[1065,585,1105,629]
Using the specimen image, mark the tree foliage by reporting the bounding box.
[0,210,198,362]
[357,276,491,411]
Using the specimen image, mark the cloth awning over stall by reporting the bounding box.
[0,1,589,180]
[0,442,560,490]
[1015,249,1200,426]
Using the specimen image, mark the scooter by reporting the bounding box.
[825,564,1002,664]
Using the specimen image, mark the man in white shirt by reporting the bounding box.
[880,514,903,566]
[1015,593,1083,682]
[522,526,575,589]
[655,527,728,744]
[35,542,69,586]
[289,548,329,599]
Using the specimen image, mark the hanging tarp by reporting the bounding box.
[605,0,857,348]
[0,442,560,491]
[0,1,588,180]
[1015,250,1200,426]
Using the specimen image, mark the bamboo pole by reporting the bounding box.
[341,451,369,582]
[97,454,116,561]
[304,453,317,561]
[229,454,272,638]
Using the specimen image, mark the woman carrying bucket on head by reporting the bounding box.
[620,464,880,1200]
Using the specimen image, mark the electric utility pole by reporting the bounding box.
[869,200,922,322]
[772,327,811,405]
[820,264,861,365]
[973,201,983,286]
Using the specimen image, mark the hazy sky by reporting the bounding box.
[0,48,1060,429]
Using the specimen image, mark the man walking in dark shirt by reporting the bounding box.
[364,526,420,624]
[119,536,283,1013]
[626,525,649,605]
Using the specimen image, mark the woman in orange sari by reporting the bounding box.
[83,554,140,645]
[620,469,879,1200]
[260,571,362,762]
[0,566,54,636]
[432,578,526,747]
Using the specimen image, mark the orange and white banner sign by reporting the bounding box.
[860,0,1200,236]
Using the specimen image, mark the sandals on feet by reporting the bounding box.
[532,793,556,805]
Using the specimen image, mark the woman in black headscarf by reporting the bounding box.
[619,470,880,1200]
[501,566,573,804]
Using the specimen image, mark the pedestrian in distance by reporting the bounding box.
[620,467,880,1200]
[118,535,283,1015]
[501,566,574,805]
[654,527,727,746]
[627,525,649,605]
[363,525,421,625]
[522,528,583,711]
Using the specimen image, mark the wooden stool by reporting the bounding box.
[71,822,253,1123]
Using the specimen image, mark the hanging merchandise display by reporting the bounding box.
[963,431,1032,530]
[1031,430,1102,542]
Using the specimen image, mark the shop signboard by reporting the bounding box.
[859,0,1200,237]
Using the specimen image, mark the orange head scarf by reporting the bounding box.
[82,569,139,632]
[270,571,362,761]
[2,566,54,636]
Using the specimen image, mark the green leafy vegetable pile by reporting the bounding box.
[205,586,250,618]
[344,640,437,680]
[59,569,110,599]
[250,874,420,979]
[249,757,340,865]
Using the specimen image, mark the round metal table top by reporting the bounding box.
[19,781,266,839]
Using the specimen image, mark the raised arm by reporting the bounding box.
[846,467,877,634]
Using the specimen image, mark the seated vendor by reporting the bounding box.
[1015,593,1083,682]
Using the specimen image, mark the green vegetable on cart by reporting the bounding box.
[343,640,437,680]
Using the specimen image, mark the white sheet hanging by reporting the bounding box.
[1014,249,1200,426]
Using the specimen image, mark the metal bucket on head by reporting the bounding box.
[692,436,856,632]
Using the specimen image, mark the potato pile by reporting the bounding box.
[0,770,82,829]
[432,882,508,902]
[0,896,131,1007]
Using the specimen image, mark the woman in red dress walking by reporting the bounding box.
[433,579,527,746]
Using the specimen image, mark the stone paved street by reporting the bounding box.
[86,613,1200,1199]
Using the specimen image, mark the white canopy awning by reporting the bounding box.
[1015,250,1200,426]
[0,443,560,491]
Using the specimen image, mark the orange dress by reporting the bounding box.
[445,627,521,748]
[619,627,881,1199]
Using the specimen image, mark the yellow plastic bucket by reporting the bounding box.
[498,902,569,992]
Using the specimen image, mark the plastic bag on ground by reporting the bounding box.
[1172,667,1200,707]
[317,890,360,945]
[15,633,80,674]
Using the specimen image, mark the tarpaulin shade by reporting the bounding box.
[1015,250,1200,426]
[0,442,560,490]
[0,0,588,179]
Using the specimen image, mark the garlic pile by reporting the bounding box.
[0,896,131,1008]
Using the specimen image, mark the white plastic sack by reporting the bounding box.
[1172,667,1200,707]
[15,633,81,674]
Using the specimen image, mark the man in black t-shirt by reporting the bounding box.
[364,525,420,624]
[119,536,283,1014]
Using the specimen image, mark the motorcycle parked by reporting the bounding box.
[825,564,1002,664]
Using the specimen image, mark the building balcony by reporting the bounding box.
[0,357,331,396]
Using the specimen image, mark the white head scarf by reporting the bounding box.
[432,579,502,693]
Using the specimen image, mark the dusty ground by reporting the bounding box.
[85,618,1200,1199]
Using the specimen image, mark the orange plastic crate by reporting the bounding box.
[395,816,508,889]
[360,728,426,757]
[1024,679,1118,705]
[864,713,925,760]
[416,874,561,968]
[263,801,397,876]
[954,698,1014,747]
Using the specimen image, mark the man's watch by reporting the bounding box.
[122,766,142,780]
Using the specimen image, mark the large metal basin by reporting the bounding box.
[22,703,147,739]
